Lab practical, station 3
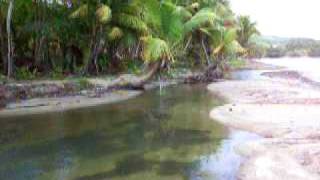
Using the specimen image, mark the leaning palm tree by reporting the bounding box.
[183,1,244,81]
[183,7,217,65]
[105,36,172,89]
[105,0,184,88]
[68,0,181,87]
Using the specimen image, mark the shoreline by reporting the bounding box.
[0,90,142,118]
[209,59,320,179]
[0,77,178,118]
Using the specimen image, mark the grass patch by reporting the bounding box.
[228,58,246,69]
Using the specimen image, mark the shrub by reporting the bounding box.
[15,67,37,80]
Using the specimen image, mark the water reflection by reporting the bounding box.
[191,130,261,180]
[0,85,228,180]
[231,70,269,81]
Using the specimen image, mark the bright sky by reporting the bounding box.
[230,0,320,40]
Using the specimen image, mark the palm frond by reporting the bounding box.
[120,31,138,48]
[96,4,112,24]
[141,36,172,62]
[224,28,237,45]
[69,4,88,19]
[160,2,185,42]
[228,40,246,54]
[184,8,216,34]
[113,13,148,34]
[107,27,123,41]
[174,6,192,20]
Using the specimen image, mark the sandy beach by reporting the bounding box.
[209,60,320,179]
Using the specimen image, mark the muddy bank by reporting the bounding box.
[0,90,142,118]
[0,77,179,117]
[0,65,228,117]
[209,61,320,179]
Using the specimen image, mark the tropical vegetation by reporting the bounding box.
[0,0,259,83]
[263,37,320,58]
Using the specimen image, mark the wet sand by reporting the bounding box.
[0,90,142,117]
[209,60,320,179]
[0,76,180,117]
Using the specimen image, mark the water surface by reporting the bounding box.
[0,85,236,180]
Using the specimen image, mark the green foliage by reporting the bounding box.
[70,4,88,19]
[126,60,142,74]
[96,4,112,24]
[49,69,64,80]
[0,74,6,82]
[159,2,185,42]
[141,36,172,62]
[184,8,216,34]
[15,67,37,80]
[237,15,259,47]
[107,27,124,41]
[98,56,109,72]
[228,58,246,69]
[0,0,258,78]
[113,13,148,34]
[262,37,320,58]
[77,78,91,90]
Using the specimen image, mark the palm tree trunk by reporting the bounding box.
[0,18,7,74]
[107,61,161,89]
[130,61,161,87]
[85,25,101,75]
[201,38,210,65]
[6,0,14,78]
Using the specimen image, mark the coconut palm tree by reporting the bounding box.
[0,2,7,75]
[6,0,14,78]
[237,15,259,47]
[0,0,256,81]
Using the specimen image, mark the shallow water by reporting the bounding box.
[231,70,269,81]
[0,84,250,180]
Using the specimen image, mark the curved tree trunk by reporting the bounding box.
[107,61,161,90]
[6,0,14,78]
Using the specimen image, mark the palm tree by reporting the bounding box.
[0,3,7,74]
[0,0,256,81]
[6,0,14,78]
[237,15,259,47]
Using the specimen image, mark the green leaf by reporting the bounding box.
[141,36,172,62]
[184,8,216,34]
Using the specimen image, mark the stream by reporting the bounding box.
[0,84,260,180]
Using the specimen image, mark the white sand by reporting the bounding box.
[209,72,320,179]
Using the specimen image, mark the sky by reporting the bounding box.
[230,0,320,40]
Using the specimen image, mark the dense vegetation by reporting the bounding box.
[0,0,258,82]
[262,37,320,58]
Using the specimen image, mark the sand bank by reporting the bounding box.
[209,64,320,179]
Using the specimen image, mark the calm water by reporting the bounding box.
[0,84,248,180]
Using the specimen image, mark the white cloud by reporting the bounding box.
[230,0,320,39]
